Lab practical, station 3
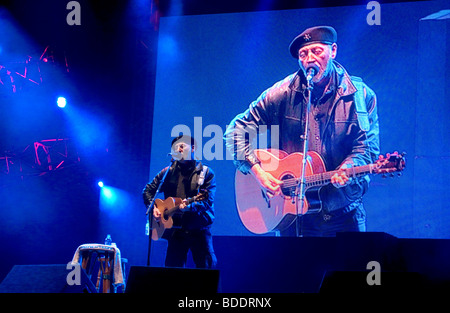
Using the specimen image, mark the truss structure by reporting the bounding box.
[1,138,80,178]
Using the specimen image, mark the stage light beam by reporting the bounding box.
[99,184,131,217]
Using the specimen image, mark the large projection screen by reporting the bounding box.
[150,1,450,238]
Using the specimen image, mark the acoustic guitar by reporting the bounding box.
[150,191,207,241]
[235,149,405,234]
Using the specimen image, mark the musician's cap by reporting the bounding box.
[171,134,197,148]
[289,26,337,59]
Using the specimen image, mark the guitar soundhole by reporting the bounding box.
[280,174,296,197]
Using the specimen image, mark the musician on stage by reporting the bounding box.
[224,26,380,237]
[142,135,217,268]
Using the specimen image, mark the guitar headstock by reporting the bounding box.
[374,151,406,175]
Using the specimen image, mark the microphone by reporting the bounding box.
[306,64,319,82]
[167,152,180,157]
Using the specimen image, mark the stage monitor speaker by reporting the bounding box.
[319,270,425,294]
[0,264,97,293]
[125,266,220,294]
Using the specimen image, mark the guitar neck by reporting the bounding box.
[301,164,376,188]
[164,196,198,218]
[307,164,376,187]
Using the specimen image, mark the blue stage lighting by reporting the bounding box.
[101,187,113,200]
[97,181,104,188]
[98,185,131,217]
[57,96,67,108]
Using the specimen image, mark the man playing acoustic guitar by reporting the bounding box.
[143,135,217,268]
[225,26,380,237]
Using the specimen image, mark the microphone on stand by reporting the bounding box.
[305,64,319,83]
[167,152,182,162]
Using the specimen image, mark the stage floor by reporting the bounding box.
[151,232,450,293]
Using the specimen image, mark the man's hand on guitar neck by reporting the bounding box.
[331,163,353,188]
[178,199,189,211]
[250,164,283,198]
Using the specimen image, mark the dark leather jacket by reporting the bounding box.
[142,160,216,229]
[224,61,380,213]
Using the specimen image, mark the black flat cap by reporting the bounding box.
[289,26,337,58]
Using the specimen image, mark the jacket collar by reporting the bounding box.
[173,160,203,172]
[168,160,204,186]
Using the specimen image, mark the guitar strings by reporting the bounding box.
[280,165,374,190]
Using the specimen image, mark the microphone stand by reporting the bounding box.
[146,158,175,267]
[295,69,315,237]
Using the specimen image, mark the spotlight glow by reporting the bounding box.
[99,185,131,216]
[101,187,113,199]
[57,97,67,108]
[97,181,104,188]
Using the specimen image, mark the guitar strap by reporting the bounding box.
[351,76,370,132]
[197,165,208,187]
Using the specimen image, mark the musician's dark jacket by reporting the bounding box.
[224,61,380,213]
[142,160,216,230]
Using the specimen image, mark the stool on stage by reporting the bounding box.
[71,243,126,293]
